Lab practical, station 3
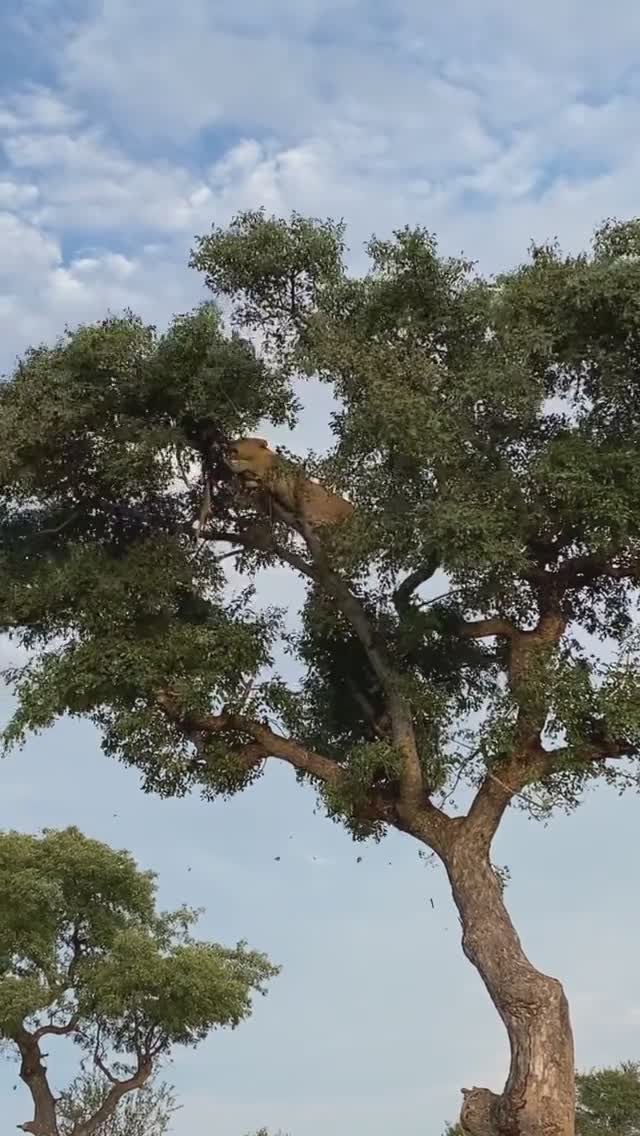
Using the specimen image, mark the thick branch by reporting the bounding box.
[157,693,343,786]
[460,617,515,640]
[34,1014,80,1042]
[157,694,417,828]
[463,714,637,842]
[464,742,555,841]
[523,550,640,590]
[71,1056,153,1136]
[393,556,439,613]
[464,606,568,840]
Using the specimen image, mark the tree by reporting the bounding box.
[244,1130,291,1136]
[576,1060,640,1135]
[57,1070,178,1136]
[0,827,279,1136]
[1,211,639,1135]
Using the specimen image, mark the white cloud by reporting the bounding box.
[0,86,83,133]
[3,124,215,235]
[3,2,640,375]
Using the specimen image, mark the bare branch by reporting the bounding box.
[213,547,244,562]
[37,510,81,538]
[93,1053,119,1086]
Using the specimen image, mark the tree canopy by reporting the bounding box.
[1,211,639,823]
[2,208,640,1133]
[0,826,278,1136]
[576,1060,640,1135]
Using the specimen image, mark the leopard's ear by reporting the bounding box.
[256,438,269,448]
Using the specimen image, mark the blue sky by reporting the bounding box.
[2,1,640,1133]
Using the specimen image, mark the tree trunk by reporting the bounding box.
[443,838,575,1136]
[15,1026,60,1136]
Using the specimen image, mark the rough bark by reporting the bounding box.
[15,1026,60,1136]
[444,836,575,1136]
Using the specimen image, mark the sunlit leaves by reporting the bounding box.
[0,827,279,1052]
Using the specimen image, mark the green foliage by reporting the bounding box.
[57,1071,178,1136]
[190,208,347,353]
[0,826,279,1048]
[0,301,293,796]
[576,1060,640,1135]
[2,211,640,827]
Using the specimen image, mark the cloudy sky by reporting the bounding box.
[2,2,640,1134]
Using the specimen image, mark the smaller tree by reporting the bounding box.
[57,1070,178,1136]
[576,1060,640,1135]
[0,826,280,1136]
[245,1130,291,1136]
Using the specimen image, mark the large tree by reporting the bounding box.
[1,210,639,1135]
[0,827,278,1136]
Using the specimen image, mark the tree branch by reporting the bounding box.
[460,618,516,640]
[549,736,639,765]
[208,508,426,813]
[156,693,343,786]
[557,553,640,586]
[34,1014,80,1042]
[393,556,439,613]
[156,693,415,828]
[71,1053,153,1136]
[294,511,425,811]
[345,676,390,740]
[464,743,555,841]
[205,526,316,582]
[463,605,568,840]
[92,1053,119,1086]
